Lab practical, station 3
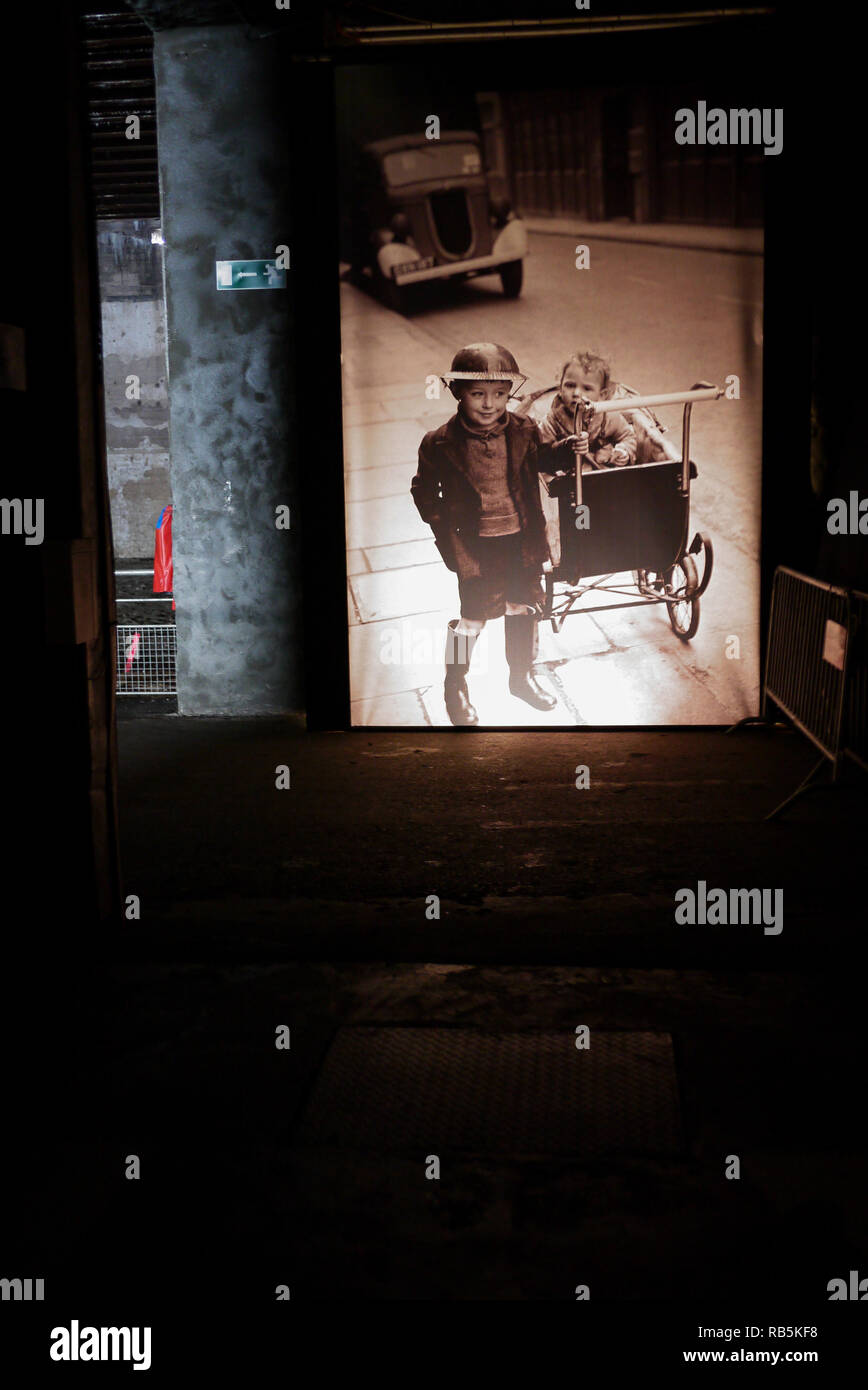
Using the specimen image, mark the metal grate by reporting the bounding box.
[763,566,849,763]
[294,1028,683,1159]
[845,589,868,772]
[82,8,160,221]
[729,566,864,817]
[116,623,176,693]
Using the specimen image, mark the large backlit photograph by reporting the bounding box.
[337,66,763,726]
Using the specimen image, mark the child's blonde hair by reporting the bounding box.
[557,351,612,393]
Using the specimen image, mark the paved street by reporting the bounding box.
[340,232,763,726]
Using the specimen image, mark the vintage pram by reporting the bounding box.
[512,381,722,639]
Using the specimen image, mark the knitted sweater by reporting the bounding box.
[457,410,520,536]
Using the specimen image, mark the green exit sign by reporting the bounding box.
[215,259,286,290]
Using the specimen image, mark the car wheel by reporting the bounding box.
[500,260,523,298]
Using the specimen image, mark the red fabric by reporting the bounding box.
[153,504,175,610]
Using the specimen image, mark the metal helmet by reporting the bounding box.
[440,342,526,395]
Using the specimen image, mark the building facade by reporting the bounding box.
[478,88,763,227]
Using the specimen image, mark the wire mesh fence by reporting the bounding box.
[114,562,176,696]
[116,624,177,694]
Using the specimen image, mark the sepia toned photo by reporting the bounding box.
[337,68,764,726]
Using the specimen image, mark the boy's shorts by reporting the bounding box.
[457,533,544,621]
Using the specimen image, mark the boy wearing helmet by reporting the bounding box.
[411,342,575,726]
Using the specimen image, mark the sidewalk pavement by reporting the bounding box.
[340,285,456,724]
[522,216,763,256]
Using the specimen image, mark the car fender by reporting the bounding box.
[492,217,527,261]
[376,240,421,278]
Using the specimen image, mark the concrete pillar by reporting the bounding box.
[154,25,302,715]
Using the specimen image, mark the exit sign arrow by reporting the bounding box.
[215,258,287,290]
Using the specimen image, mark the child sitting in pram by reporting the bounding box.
[536,350,678,471]
[538,350,637,468]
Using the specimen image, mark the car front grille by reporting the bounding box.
[429,189,473,257]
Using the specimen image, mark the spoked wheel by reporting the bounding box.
[663,553,700,640]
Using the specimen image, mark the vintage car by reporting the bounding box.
[345,130,528,313]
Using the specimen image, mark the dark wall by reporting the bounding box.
[811,167,868,593]
[1,8,122,929]
[1,0,122,1275]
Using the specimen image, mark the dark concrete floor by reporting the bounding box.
[58,957,867,1303]
[10,718,866,1310]
[115,718,864,966]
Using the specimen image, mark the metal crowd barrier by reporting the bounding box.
[730,566,862,818]
[114,566,170,602]
[844,588,868,773]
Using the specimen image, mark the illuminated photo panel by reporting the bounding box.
[336,63,763,727]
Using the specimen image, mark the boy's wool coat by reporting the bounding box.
[411,412,565,581]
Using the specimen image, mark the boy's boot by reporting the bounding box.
[444,619,479,726]
[505,613,557,710]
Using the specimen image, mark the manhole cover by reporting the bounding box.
[295,1028,682,1157]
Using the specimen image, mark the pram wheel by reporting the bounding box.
[664,554,700,641]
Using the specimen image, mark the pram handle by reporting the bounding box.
[572,382,722,497]
[584,385,723,414]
